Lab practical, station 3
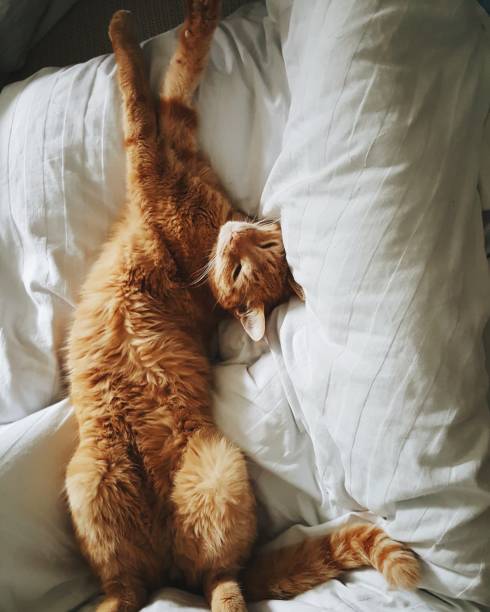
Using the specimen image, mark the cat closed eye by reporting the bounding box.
[259,241,278,249]
[233,263,242,281]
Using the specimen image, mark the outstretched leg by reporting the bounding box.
[66,438,162,612]
[171,429,256,612]
[109,10,164,204]
[159,0,221,158]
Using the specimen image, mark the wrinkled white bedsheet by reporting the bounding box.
[1,1,490,610]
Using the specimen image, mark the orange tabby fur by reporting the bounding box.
[65,3,421,611]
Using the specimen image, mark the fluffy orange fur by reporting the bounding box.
[65,3,421,611]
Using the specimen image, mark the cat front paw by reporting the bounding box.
[187,0,222,19]
[183,0,221,39]
[109,10,136,45]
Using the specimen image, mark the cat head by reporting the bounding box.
[208,220,304,341]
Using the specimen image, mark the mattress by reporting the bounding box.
[1,1,490,610]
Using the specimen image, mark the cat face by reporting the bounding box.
[208,221,304,341]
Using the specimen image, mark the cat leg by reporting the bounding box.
[203,573,247,612]
[163,0,221,105]
[109,10,164,204]
[110,7,228,236]
[159,0,222,157]
[66,440,159,612]
[171,429,256,612]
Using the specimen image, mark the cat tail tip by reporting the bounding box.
[331,523,421,591]
[241,523,421,602]
[381,546,421,590]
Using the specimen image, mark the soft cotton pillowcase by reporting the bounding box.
[255,0,490,604]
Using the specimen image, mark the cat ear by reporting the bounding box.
[237,306,265,341]
[288,274,305,302]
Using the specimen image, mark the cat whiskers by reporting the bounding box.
[187,255,216,288]
[253,217,281,231]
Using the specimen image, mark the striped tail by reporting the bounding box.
[241,523,421,601]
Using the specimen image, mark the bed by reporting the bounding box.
[1,1,490,610]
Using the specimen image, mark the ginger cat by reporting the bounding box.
[65,3,421,611]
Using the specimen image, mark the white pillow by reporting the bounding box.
[259,0,490,605]
[0,401,99,611]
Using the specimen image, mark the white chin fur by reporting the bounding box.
[217,220,251,253]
